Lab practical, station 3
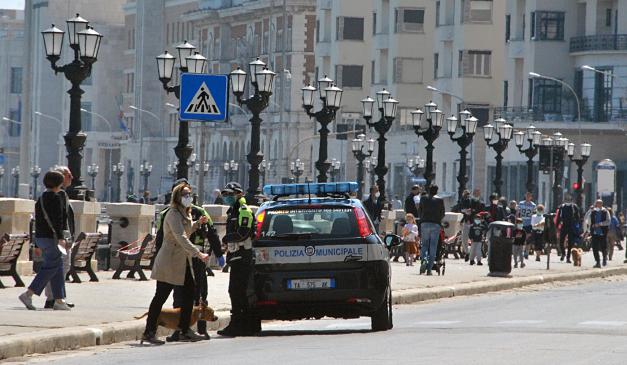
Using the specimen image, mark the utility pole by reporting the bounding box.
[197,124,207,204]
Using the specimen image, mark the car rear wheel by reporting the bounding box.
[371,287,393,331]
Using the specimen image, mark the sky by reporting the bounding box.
[1,0,24,10]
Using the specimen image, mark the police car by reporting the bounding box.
[252,182,399,331]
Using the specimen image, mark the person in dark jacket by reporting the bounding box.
[486,193,507,223]
[589,200,610,268]
[556,195,580,263]
[417,185,445,275]
[404,185,421,217]
[363,186,384,232]
[19,171,71,311]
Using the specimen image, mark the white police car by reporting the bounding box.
[252,182,399,331]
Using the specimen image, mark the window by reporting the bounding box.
[606,8,612,27]
[533,79,562,113]
[462,0,493,23]
[442,162,447,192]
[10,67,22,94]
[125,73,134,93]
[503,80,508,107]
[316,20,320,42]
[458,50,491,77]
[434,53,439,79]
[81,102,92,131]
[594,67,613,122]
[531,11,564,40]
[335,65,363,88]
[372,12,377,35]
[435,1,440,27]
[505,14,511,41]
[395,8,424,32]
[393,57,423,84]
[8,110,20,136]
[371,60,375,84]
[336,17,364,41]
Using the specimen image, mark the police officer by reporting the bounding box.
[217,182,259,337]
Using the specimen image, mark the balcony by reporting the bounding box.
[570,34,627,53]
[493,106,627,124]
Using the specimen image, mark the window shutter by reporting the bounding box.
[462,0,471,23]
[463,51,473,76]
[530,12,536,39]
[337,17,344,40]
[335,65,343,87]
[395,9,399,32]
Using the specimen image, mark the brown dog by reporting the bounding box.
[571,248,583,267]
[135,302,218,330]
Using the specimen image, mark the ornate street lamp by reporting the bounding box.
[87,163,99,191]
[193,160,210,204]
[514,125,542,194]
[290,159,305,183]
[411,100,444,187]
[30,166,41,199]
[259,159,272,187]
[567,142,591,209]
[167,163,177,179]
[447,110,478,200]
[230,58,276,203]
[139,160,152,193]
[406,155,426,178]
[11,166,20,198]
[330,159,342,182]
[352,134,375,199]
[364,155,377,189]
[483,117,513,196]
[361,90,399,201]
[223,160,239,184]
[301,76,343,182]
[41,15,103,200]
[112,162,125,202]
[156,41,207,180]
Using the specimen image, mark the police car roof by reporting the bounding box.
[261,197,362,210]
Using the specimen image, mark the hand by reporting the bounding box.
[198,253,210,263]
[198,216,208,225]
[58,239,67,248]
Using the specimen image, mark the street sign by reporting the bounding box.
[179,73,229,122]
[0,154,5,165]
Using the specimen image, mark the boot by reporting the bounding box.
[179,329,204,342]
[165,330,181,342]
[141,331,165,345]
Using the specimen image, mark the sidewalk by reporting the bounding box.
[1,250,626,359]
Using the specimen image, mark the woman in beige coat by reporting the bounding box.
[142,183,209,344]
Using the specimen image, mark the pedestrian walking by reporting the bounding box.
[363,185,384,233]
[404,185,421,217]
[417,185,445,275]
[556,195,581,263]
[141,182,210,344]
[588,200,610,268]
[486,193,507,222]
[468,212,488,266]
[606,208,621,261]
[457,189,483,261]
[18,171,71,311]
[512,218,527,268]
[401,213,419,266]
[531,205,546,262]
[518,192,536,258]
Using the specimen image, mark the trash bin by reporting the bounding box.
[487,221,514,277]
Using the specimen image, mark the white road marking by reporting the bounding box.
[497,320,545,325]
[413,321,461,326]
[578,321,627,327]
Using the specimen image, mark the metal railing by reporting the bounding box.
[570,34,627,53]
[493,106,627,123]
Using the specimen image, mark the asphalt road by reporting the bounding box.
[12,277,627,365]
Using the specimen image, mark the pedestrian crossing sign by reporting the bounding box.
[179,73,229,122]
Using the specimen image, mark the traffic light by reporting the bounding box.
[572,182,580,191]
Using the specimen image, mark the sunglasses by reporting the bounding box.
[181,192,191,197]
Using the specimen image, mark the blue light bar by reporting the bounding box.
[262,182,359,197]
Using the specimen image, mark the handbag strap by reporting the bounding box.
[39,194,59,241]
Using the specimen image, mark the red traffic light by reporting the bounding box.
[572,182,580,190]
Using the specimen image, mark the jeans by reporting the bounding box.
[512,245,525,266]
[560,225,576,259]
[145,264,195,334]
[461,223,472,255]
[591,235,607,264]
[45,247,70,300]
[174,257,208,333]
[469,240,483,263]
[420,223,440,271]
[28,238,65,299]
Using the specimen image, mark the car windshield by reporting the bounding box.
[259,206,360,239]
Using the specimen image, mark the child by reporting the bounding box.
[468,212,488,265]
[401,214,419,266]
[513,218,527,268]
[531,205,546,262]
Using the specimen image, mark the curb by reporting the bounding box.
[3,266,627,360]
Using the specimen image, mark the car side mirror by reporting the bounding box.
[384,234,402,248]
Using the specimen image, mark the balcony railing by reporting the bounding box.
[570,34,627,53]
[493,106,627,123]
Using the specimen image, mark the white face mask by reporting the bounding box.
[492,200,498,205]
[474,219,481,225]
[374,192,380,198]
[594,207,601,212]
[181,195,193,208]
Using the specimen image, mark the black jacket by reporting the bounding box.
[59,190,75,238]
[35,191,68,239]
[486,204,506,222]
[363,197,384,222]
[417,195,445,225]
[404,193,419,217]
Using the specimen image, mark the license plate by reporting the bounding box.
[287,278,335,290]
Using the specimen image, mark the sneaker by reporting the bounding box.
[19,293,36,310]
[470,260,475,265]
[560,255,565,262]
[593,263,601,268]
[53,301,71,311]
[66,301,75,308]
[426,270,433,276]
[140,331,165,345]
[419,262,426,274]
[465,256,470,262]
[514,263,518,268]
[536,256,541,262]
[179,329,204,342]
[166,330,181,342]
[603,259,607,267]
[477,261,483,266]
[566,259,572,264]
[44,300,54,309]
[521,263,526,268]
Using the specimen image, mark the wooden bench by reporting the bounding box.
[112,234,154,281]
[66,232,103,283]
[0,233,29,289]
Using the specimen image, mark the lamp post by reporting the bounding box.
[41,15,103,200]
[11,166,19,198]
[446,110,478,200]
[194,160,209,203]
[0,166,4,195]
[351,134,375,199]
[87,163,98,191]
[167,163,177,179]
[156,41,207,180]
[514,125,542,194]
[139,160,152,193]
[229,58,276,203]
[567,142,592,209]
[30,166,41,199]
[406,155,426,179]
[410,101,444,187]
[290,159,305,183]
[329,159,341,182]
[483,118,514,196]
[112,162,124,202]
[541,133,568,211]
[364,155,377,189]
[361,90,399,201]
[259,159,271,187]
[223,160,239,184]
[301,76,343,182]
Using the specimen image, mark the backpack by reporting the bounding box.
[154,207,171,253]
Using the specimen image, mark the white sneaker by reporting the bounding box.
[19,292,36,310]
[53,301,72,311]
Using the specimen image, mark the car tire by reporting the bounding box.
[371,287,393,331]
